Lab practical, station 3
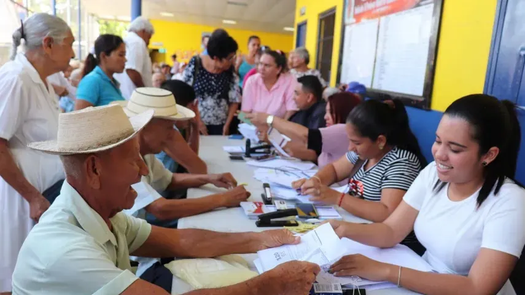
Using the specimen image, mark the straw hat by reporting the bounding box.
[114,87,195,121]
[28,105,154,155]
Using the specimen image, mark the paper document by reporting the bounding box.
[256,223,346,272]
[124,181,163,216]
[267,127,292,158]
[246,159,317,171]
[238,123,259,143]
[223,146,245,153]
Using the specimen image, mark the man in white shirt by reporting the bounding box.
[13,105,319,295]
[115,17,155,99]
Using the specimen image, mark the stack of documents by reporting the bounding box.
[240,202,277,219]
[246,158,317,171]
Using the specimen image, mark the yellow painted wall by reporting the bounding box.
[294,0,345,87]
[293,0,498,112]
[149,19,294,64]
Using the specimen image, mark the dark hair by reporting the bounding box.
[435,94,521,207]
[207,29,238,59]
[262,50,288,74]
[248,35,260,44]
[161,64,170,69]
[347,99,427,167]
[161,80,196,107]
[202,35,210,42]
[298,75,323,102]
[328,92,361,124]
[171,54,177,59]
[82,34,124,78]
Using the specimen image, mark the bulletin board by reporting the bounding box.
[338,0,443,109]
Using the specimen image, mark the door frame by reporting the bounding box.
[296,21,307,48]
[316,7,337,79]
[484,0,510,93]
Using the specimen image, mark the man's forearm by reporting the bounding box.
[146,194,225,220]
[168,173,210,190]
[0,140,40,202]
[187,125,200,154]
[273,116,308,143]
[126,69,145,87]
[132,226,262,258]
[185,272,275,295]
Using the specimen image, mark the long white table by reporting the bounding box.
[172,136,419,294]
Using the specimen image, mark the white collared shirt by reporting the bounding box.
[12,181,152,295]
[0,53,64,192]
[114,32,153,99]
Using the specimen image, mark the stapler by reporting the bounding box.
[244,139,272,157]
[256,209,299,227]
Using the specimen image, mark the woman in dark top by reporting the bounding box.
[182,29,241,136]
[293,99,427,254]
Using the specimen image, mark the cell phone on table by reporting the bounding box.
[296,204,319,219]
[229,155,244,161]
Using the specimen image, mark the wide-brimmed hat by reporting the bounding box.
[28,105,154,155]
[114,87,195,121]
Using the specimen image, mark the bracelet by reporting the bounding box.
[338,192,345,207]
[311,176,321,183]
[397,266,402,287]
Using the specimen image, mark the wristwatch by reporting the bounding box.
[266,115,274,127]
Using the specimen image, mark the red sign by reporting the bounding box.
[350,0,423,23]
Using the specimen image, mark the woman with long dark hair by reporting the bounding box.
[326,95,525,295]
[75,34,126,109]
[294,99,426,253]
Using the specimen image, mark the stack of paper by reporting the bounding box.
[238,123,259,143]
[240,202,277,220]
[267,127,292,157]
[246,159,317,171]
[223,146,245,154]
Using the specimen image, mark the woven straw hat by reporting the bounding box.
[28,105,154,155]
[114,87,195,121]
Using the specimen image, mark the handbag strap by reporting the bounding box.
[348,158,365,180]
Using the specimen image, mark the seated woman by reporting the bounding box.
[157,80,207,174]
[246,92,361,168]
[242,50,298,119]
[293,99,427,254]
[326,95,525,295]
[75,34,126,109]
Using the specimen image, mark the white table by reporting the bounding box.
[172,136,418,294]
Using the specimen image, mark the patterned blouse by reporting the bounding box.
[183,56,241,125]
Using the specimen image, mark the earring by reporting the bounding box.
[379,145,384,150]
[482,162,488,166]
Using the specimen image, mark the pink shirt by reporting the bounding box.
[318,124,350,168]
[241,73,298,118]
[242,68,257,88]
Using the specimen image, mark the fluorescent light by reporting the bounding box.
[284,27,295,32]
[160,12,174,17]
[222,19,237,25]
[117,15,131,21]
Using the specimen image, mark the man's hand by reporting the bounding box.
[255,229,300,251]
[28,194,50,222]
[198,120,209,136]
[245,112,269,127]
[208,173,237,188]
[264,261,321,295]
[218,186,250,207]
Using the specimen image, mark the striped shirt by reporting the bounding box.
[346,147,421,202]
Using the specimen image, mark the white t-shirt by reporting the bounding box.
[404,162,525,294]
[114,32,153,99]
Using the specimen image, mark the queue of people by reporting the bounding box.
[0,11,524,295]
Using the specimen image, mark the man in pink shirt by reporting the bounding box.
[241,50,298,119]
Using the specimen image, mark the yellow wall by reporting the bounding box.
[294,0,345,86]
[149,19,294,64]
[293,0,498,111]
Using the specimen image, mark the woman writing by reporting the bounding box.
[327,94,525,295]
[74,34,127,109]
[242,50,298,119]
[0,14,74,293]
[235,35,260,89]
[293,99,426,253]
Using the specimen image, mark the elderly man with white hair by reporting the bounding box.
[115,16,155,99]
[289,47,327,88]
[12,105,320,295]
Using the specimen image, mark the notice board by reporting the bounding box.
[338,0,443,109]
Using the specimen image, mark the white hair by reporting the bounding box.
[293,47,310,65]
[323,87,341,101]
[10,13,70,60]
[128,16,155,35]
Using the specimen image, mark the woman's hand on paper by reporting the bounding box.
[324,219,350,238]
[329,254,393,282]
[300,179,339,205]
[291,178,307,190]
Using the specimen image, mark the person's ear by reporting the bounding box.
[84,155,102,189]
[376,135,387,150]
[481,147,499,167]
[42,36,54,55]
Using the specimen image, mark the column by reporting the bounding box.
[77,0,81,58]
[51,0,56,15]
[131,0,141,20]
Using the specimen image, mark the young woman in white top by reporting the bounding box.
[0,13,74,293]
[328,94,525,295]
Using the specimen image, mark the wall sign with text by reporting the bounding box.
[339,0,443,109]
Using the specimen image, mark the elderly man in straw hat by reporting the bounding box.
[116,87,250,228]
[12,105,319,295]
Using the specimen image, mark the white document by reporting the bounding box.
[238,123,259,143]
[256,223,345,272]
[124,181,163,216]
[267,127,292,158]
[223,146,245,153]
[246,159,317,171]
